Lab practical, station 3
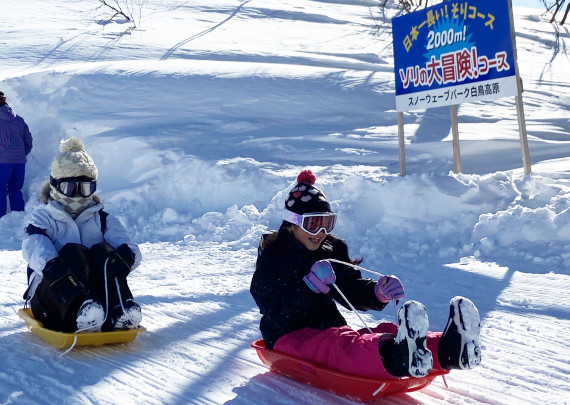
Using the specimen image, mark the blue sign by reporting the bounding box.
[392,0,519,111]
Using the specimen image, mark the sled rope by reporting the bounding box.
[394,300,400,321]
[74,258,110,333]
[61,257,114,356]
[372,383,387,397]
[326,258,403,318]
[103,257,110,326]
[328,259,451,392]
[61,258,113,355]
[60,335,78,357]
[325,258,385,278]
[327,258,399,333]
[332,283,393,397]
[328,259,410,396]
[332,284,373,334]
[115,278,126,313]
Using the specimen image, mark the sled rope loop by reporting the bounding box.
[327,258,449,391]
[326,258,401,333]
[326,259,400,397]
[60,257,113,356]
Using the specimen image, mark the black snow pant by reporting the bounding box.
[30,242,134,333]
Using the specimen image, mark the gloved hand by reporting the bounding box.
[41,257,89,306]
[303,260,336,294]
[106,244,135,280]
[42,257,70,283]
[375,275,405,303]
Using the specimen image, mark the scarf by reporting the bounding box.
[50,187,95,219]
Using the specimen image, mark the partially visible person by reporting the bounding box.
[0,90,33,218]
[22,137,142,333]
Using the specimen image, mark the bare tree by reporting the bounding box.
[545,0,570,25]
[549,0,566,23]
[380,0,443,15]
[560,1,570,24]
[98,0,147,28]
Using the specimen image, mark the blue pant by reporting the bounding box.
[0,163,26,218]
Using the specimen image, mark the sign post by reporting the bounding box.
[450,104,461,173]
[398,111,406,176]
[508,1,532,174]
[391,0,531,175]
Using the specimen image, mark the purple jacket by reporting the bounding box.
[0,104,33,164]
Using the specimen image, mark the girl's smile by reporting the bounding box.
[292,226,325,251]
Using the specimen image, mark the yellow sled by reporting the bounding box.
[18,308,145,350]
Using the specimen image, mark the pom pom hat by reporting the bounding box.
[50,137,98,180]
[284,169,331,215]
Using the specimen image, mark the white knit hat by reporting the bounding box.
[50,137,98,180]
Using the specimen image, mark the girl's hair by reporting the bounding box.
[259,221,290,250]
[278,220,292,233]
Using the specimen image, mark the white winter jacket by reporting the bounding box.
[22,196,142,299]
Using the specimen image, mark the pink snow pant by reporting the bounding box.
[274,322,443,378]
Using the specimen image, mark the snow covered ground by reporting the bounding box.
[1,0,569,404]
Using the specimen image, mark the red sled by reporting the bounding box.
[251,338,449,402]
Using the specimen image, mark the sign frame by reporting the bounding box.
[391,0,531,175]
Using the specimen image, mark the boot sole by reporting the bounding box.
[395,301,433,377]
[451,297,482,369]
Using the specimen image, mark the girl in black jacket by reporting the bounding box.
[250,170,482,378]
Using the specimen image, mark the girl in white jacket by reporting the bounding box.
[22,138,142,333]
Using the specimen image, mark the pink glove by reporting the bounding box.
[303,260,336,294]
[375,275,405,303]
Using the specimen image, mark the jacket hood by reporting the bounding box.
[0,105,16,121]
[40,180,101,204]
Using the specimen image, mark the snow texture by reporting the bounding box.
[1,0,569,404]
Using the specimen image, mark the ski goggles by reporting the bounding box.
[50,176,97,198]
[283,211,337,236]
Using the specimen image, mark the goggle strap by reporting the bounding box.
[282,210,303,227]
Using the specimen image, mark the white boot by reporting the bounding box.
[438,296,482,370]
[76,299,105,333]
[393,300,433,377]
[111,299,142,330]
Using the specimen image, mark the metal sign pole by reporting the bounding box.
[515,89,531,174]
[450,104,461,174]
[398,111,406,176]
[508,0,532,174]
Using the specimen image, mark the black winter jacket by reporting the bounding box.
[250,229,386,349]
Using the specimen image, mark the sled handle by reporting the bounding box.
[327,258,403,322]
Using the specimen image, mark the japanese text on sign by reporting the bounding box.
[392,0,518,111]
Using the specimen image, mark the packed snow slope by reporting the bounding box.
[1,0,569,404]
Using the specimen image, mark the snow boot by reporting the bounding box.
[109,299,142,330]
[392,300,433,378]
[438,296,482,370]
[76,299,105,333]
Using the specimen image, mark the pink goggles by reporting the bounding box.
[283,211,337,235]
